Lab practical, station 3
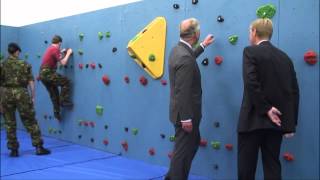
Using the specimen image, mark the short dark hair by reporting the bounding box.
[52,35,63,44]
[8,42,21,54]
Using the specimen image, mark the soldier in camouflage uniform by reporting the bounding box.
[0,43,50,157]
[39,35,73,121]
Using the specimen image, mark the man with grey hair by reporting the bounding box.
[166,18,214,180]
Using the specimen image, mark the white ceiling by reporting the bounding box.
[0,0,142,27]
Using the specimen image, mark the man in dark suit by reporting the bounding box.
[238,18,299,180]
[166,18,214,180]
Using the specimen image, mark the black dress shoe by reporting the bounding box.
[10,149,19,157]
[36,146,51,155]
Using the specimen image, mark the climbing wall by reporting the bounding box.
[0,0,319,179]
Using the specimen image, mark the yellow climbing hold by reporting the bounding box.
[127,17,167,79]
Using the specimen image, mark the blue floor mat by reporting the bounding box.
[1,130,210,180]
[1,130,71,156]
[1,144,116,176]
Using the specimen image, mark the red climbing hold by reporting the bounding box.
[90,63,96,69]
[225,144,233,151]
[283,152,294,161]
[149,148,155,156]
[124,76,130,83]
[89,121,95,127]
[78,63,83,69]
[121,141,128,151]
[214,56,223,65]
[161,79,167,86]
[304,50,318,65]
[103,139,109,145]
[102,75,110,85]
[84,121,89,127]
[139,76,148,86]
[200,139,208,147]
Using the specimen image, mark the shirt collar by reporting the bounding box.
[180,39,192,49]
[257,39,269,45]
[8,55,18,60]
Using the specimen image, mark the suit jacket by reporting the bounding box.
[238,41,299,133]
[169,42,204,125]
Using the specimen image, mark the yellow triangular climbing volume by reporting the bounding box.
[127,17,167,79]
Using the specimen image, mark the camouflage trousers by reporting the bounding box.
[2,87,43,150]
[39,67,71,115]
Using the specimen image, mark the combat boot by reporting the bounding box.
[10,149,19,157]
[54,112,62,121]
[60,101,73,107]
[36,146,51,155]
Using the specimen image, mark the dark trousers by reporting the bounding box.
[2,88,43,150]
[238,129,283,180]
[40,68,71,114]
[165,122,200,180]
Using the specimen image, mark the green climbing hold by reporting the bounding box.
[256,4,276,19]
[79,33,84,41]
[24,53,29,60]
[211,141,221,149]
[149,54,156,61]
[169,135,176,142]
[98,32,104,40]
[96,105,104,116]
[228,35,238,45]
[106,31,111,38]
[132,128,139,135]
[78,49,84,55]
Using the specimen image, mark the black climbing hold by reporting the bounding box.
[160,134,166,139]
[86,64,89,68]
[64,65,68,69]
[214,164,219,170]
[192,0,198,5]
[214,122,220,128]
[70,65,73,69]
[91,138,94,143]
[58,130,62,134]
[112,47,117,53]
[173,4,179,9]
[202,58,209,66]
[78,135,82,139]
[48,116,52,120]
[44,40,48,44]
[124,127,129,132]
[217,15,224,22]
[98,63,103,69]
[104,125,108,129]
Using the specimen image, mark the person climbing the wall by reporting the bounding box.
[166,18,214,180]
[1,42,51,157]
[39,35,73,121]
[237,18,300,180]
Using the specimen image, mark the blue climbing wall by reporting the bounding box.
[0,25,19,60]
[0,0,319,179]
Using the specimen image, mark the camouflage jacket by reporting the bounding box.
[0,56,34,88]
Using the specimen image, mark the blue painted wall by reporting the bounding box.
[0,25,19,59]
[1,0,319,179]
